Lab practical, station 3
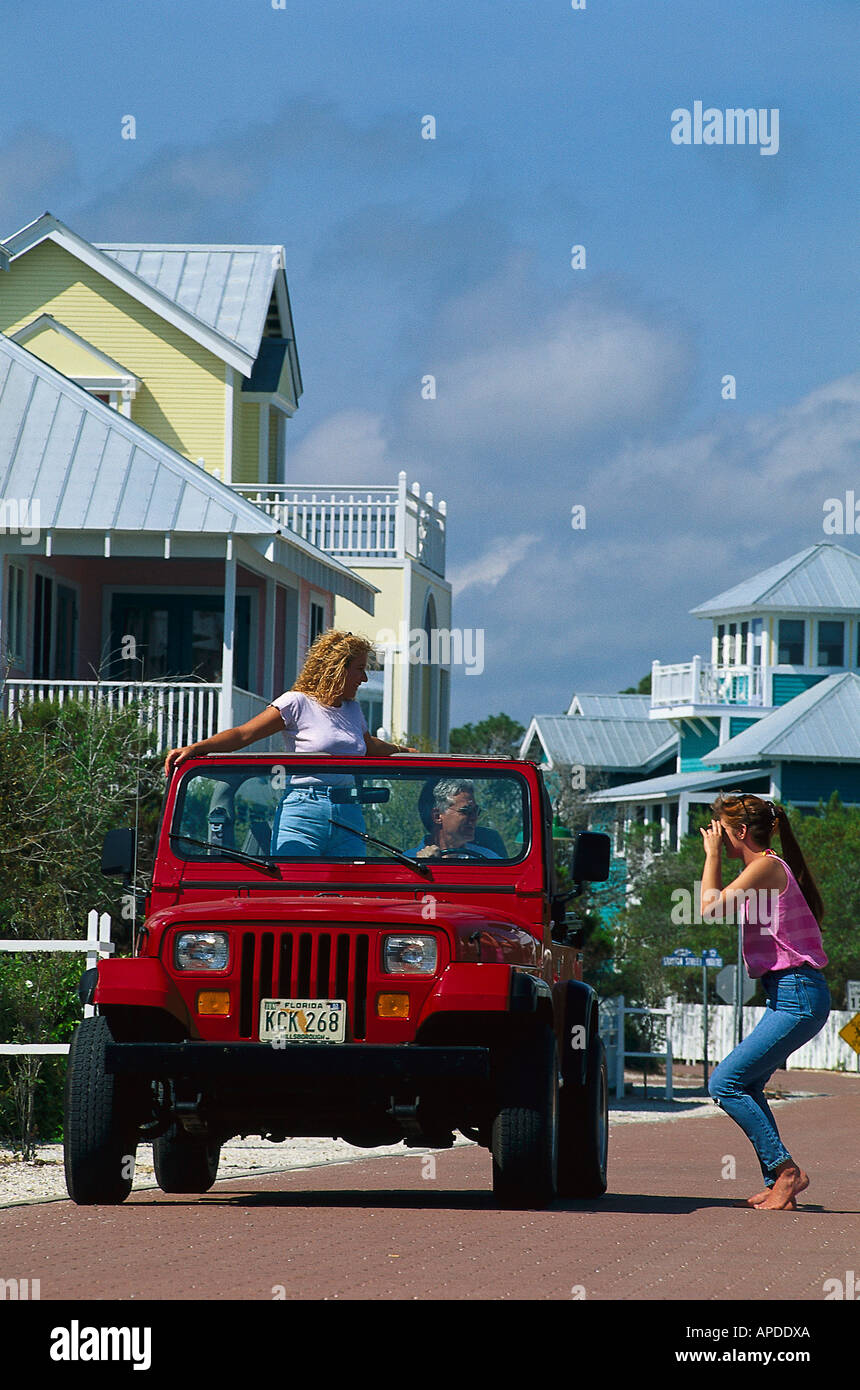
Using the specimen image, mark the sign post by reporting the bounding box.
[661,948,723,1090]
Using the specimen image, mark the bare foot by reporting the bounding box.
[752,1164,808,1209]
[737,1190,797,1209]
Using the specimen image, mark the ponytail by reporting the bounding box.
[773,805,824,925]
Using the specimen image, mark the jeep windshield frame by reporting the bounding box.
[168,759,533,870]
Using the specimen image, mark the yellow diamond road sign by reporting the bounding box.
[838,1013,860,1056]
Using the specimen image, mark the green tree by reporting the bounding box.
[606,795,860,1011]
[449,713,525,758]
[0,698,162,1153]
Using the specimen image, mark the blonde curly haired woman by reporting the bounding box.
[164,630,408,856]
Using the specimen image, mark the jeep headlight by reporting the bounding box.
[383,934,437,974]
[174,931,229,971]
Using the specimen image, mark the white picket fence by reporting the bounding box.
[0,911,113,1055]
[671,1001,859,1072]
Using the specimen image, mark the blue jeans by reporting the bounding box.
[270,788,366,858]
[708,965,830,1184]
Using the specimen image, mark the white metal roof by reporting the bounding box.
[520,714,677,771]
[690,543,860,617]
[96,243,280,364]
[0,214,273,375]
[586,767,772,803]
[567,693,652,718]
[700,672,860,764]
[0,332,375,610]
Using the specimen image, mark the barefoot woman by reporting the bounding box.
[701,792,829,1210]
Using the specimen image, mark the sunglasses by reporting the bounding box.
[718,790,756,822]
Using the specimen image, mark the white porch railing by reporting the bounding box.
[651,657,764,708]
[235,470,447,577]
[1,679,284,753]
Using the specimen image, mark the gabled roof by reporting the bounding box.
[96,242,283,364]
[0,332,373,610]
[11,313,140,387]
[0,214,290,377]
[521,714,677,772]
[587,766,771,804]
[701,672,860,764]
[690,543,860,617]
[567,693,652,718]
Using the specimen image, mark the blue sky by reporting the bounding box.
[1,0,857,728]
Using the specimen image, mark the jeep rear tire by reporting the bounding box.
[153,1123,221,1193]
[63,1016,141,1205]
[557,1033,608,1198]
[491,1025,559,1208]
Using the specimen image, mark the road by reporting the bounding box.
[2,1069,857,1304]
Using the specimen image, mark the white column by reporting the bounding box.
[761,619,771,705]
[263,577,275,697]
[219,540,236,730]
[399,560,412,740]
[382,646,394,740]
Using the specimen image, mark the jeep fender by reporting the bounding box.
[554,980,599,1088]
[93,958,194,1037]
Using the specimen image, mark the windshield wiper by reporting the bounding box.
[169,833,281,879]
[327,819,433,878]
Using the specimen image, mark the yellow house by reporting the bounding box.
[0,212,299,487]
[0,214,453,746]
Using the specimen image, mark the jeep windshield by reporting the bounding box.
[172,764,530,866]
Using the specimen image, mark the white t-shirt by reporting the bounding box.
[270,690,368,786]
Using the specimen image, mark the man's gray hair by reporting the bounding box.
[432,779,474,814]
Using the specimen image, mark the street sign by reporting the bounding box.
[716,963,756,1006]
[839,1013,860,1056]
[847,981,860,1012]
[661,949,723,969]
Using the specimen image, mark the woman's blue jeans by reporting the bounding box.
[708,965,830,1184]
[270,788,365,858]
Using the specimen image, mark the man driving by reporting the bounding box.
[408,778,500,859]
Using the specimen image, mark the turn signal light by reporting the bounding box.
[377,993,410,1019]
[197,990,231,1015]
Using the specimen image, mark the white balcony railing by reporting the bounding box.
[651,659,764,709]
[235,471,447,577]
[1,680,276,753]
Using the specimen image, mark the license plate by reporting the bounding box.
[260,998,347,1043]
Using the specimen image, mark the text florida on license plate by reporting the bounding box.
[260,999,346,1041]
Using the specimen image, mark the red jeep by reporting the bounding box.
[65,754,610,1208]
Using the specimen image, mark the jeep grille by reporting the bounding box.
[238,929,371,1040]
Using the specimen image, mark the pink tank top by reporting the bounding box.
[741,852,828,978]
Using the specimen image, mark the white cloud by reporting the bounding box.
[398,282,690,454]
[448,533,539,596]
[289,410,392,485]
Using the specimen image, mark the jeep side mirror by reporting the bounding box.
[101,828,135,878]
[571,831,610,884]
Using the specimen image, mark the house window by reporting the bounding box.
[5,564,26,665]
[817,620,844,667]
[32,574,77,679]
[308,600,325,648]
[777,619,805,665]
[109,594,250,688]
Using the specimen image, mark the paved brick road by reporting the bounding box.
[2,1070,857,1303]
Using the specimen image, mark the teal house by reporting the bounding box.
[582,543,860,851]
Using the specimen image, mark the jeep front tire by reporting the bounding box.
[64,1016,141,1205]
[491,1025,559,1208]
